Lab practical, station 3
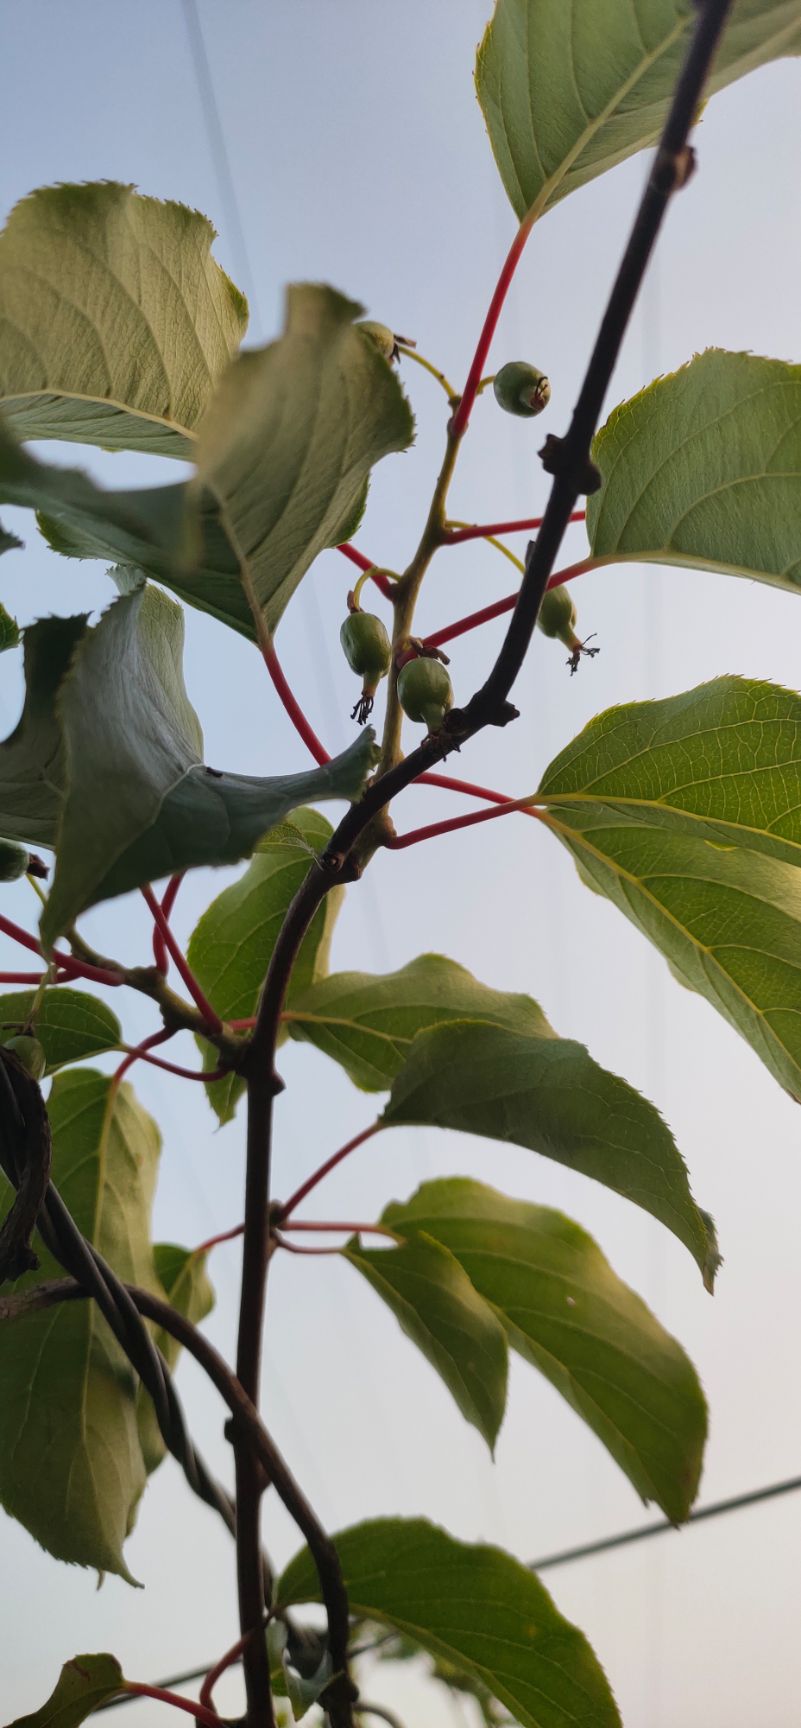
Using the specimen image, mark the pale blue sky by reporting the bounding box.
[2,5,801,1725]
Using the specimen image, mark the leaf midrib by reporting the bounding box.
[535,790,801,857]
[518,8,688,223]
[1,387,197,445]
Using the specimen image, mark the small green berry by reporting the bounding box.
[493,361,551,418]
[397,656,453,733]
[538,585,600,676]
[537,585,577,641]
[357,321,399,362]
[4,1034,46,1079]
[340,610,392,724]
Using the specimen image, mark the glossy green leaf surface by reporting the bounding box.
[280,1518,621,1728]
[0,181,247,456]
[10,586,376,945]
[0,1070,162,1579]
[192,283,414,632]
[7,1654,124,1728]
[188,809,343,1124]
[136,1242,214,1476]
[538,677,801,1097]
[588,351,801,590]
[476,0,801,222]
[345,1228,509,1451]
[380,1180,706,1520]
[286,953,553,1090]
[0,988,121,1072]
[384,1021,718,1285]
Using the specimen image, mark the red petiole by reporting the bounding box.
[449,208,538,439]
[113,1027,176,1086]
[262,639,331,766]
[423,557,597,652]
[141,886,223,1032]
[389,796,541,850]
[0,910,124,987]
[276,1122,383,1221]
[123,1681,222,1727]
[443,510,585,544]
[119,1044,229,1083]
[194,1221,246,1257]
[153,873,185,974]
[200,1628,257,1712]
[337,543,395,599]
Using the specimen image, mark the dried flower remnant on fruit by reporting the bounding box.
[538,585,599,676]
[397,654,454,734]
[340,608,392,725]
[493,361,551,418]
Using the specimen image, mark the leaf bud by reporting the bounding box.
[397,655,454,734]
[493,361,551,418]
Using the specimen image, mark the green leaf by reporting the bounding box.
[188,808,343,1125]
[0,987,121,1071]
[0,611,86,849]
[286,953,554,1091]
[0,519,22,557]
[0,280,413,644]
[0,1070,163,1579]
[538,677,801,1098]
[0,415,205,608]
[136,1242,214,1475]
[0,599,20,650]
[476,0,801,223]
[345,1229,509,1452]
[191,282,414,633]
[380,1180,706,1521]
[587,350,801,592]
[384,1021,718,1287]
[7,1654,124,1728]
[0,412,253,643]
[280,1518,621,1728]
[0,181,247,456]
[267,1622,333,1723]
[27,585,377,945]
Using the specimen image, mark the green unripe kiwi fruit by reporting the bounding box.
[537,585,577,643]
[4,1034,46,1079]
[538,585,600,675]
[493,361,551,418]
[356,321,399,362]
[397,655,453,733]
[340,610,392,724]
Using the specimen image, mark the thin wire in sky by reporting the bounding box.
[94,1470,801,1709]
[180,0,262,331]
